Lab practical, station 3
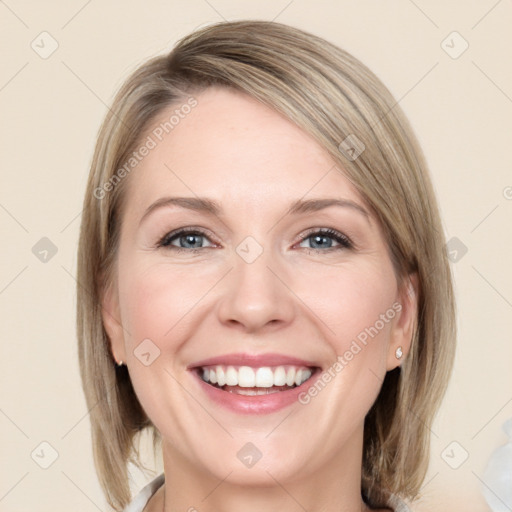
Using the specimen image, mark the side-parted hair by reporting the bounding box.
[76,20,456,511]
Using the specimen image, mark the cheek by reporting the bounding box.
[115,261,207,437]
[298,261,398,357]
[292,265,398,434]
[118,260,211,347]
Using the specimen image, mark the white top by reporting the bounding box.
[122,473,412,512]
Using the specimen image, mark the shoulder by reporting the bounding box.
[385,493,413,512]
[122,473,165,512]
[123,475,411,512]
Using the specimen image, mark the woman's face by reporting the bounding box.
[103,86,416,486]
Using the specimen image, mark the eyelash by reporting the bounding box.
[156,227,354,253]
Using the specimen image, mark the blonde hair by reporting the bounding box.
[77,20,456,510]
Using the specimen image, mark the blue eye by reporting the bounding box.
[299,229,353,251]
[156,227,353,253]
[157,228,214,252]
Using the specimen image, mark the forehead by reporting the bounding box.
[123,86,364,213]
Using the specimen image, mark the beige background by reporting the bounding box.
[1,1,511,511]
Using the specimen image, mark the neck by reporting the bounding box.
[158,429,374,512]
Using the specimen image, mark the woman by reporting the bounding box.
[77,20,456,512]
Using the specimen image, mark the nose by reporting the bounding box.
[216,248,295,333]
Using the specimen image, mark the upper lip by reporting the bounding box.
[188,352,320,369]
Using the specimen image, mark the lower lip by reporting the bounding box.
[190,368,321,414]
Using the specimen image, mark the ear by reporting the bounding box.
[100,274,126,365]
[386,272,419,371]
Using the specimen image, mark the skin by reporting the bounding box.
[102,86,418,512]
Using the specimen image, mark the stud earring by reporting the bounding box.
[117,360,124,367]
[395,346,403,359]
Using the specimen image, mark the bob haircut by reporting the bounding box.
[77,20,456,511]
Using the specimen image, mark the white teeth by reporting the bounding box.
[286,367,296,386]
[239,366,255,387]
[255,367,274,387]
[293,368,312,386]
[228,387,283,396]
[225,366,238,386]
[200,364,314,388]
[273,366,287,386]
[216,367,226,387]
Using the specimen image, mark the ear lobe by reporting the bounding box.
[100,277,126,364]
[386,272,419,371]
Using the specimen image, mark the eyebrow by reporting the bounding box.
[139,196,370,226]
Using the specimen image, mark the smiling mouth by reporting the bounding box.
[196,364,318,395]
